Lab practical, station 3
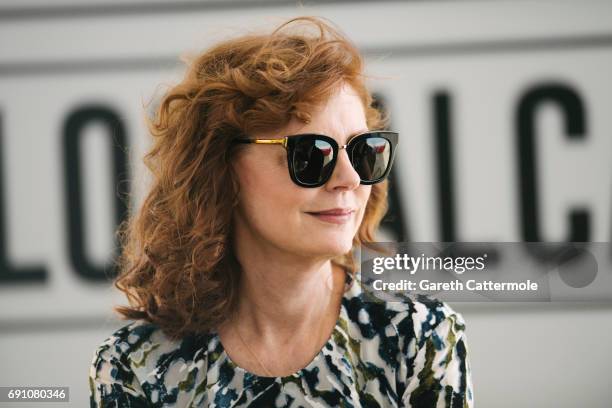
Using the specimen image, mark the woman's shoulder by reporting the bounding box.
[343,279,473,405]
[92,320,161,361]
[90,321,160,380]
[346,277,466,347]
[89,319,215,389]
[387,293,466,353]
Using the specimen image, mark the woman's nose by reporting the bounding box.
[325,148,361,190]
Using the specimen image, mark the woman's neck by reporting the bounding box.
[231,260,346,342]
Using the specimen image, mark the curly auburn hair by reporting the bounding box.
[114,15,392,340]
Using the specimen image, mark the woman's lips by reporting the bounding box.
[306,209,355,225]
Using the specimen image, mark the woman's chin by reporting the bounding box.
[309,240,353,258]
[296,228,356,256]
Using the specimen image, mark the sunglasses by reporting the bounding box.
[233,130,398,188]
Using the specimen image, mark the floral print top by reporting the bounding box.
[89,271,473,407]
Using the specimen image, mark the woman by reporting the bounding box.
[89,16,473,407]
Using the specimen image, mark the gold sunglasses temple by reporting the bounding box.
[246,138,288,148]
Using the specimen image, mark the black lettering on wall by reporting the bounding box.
[433,92,456,241]
[433,91,499,264]
[516,83,589,261]
[0,111,48,283]
[63,105,130,281]
[516,83,589,240]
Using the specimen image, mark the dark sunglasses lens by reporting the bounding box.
[351,136,392,181]
[293,137,335,185]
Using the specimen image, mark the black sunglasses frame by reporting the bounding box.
[233,130,398,188]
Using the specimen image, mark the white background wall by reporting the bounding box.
[0,0,611,406]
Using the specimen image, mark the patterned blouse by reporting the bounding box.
[89,272,473,407]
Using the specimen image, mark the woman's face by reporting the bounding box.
[232,83,372,260]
